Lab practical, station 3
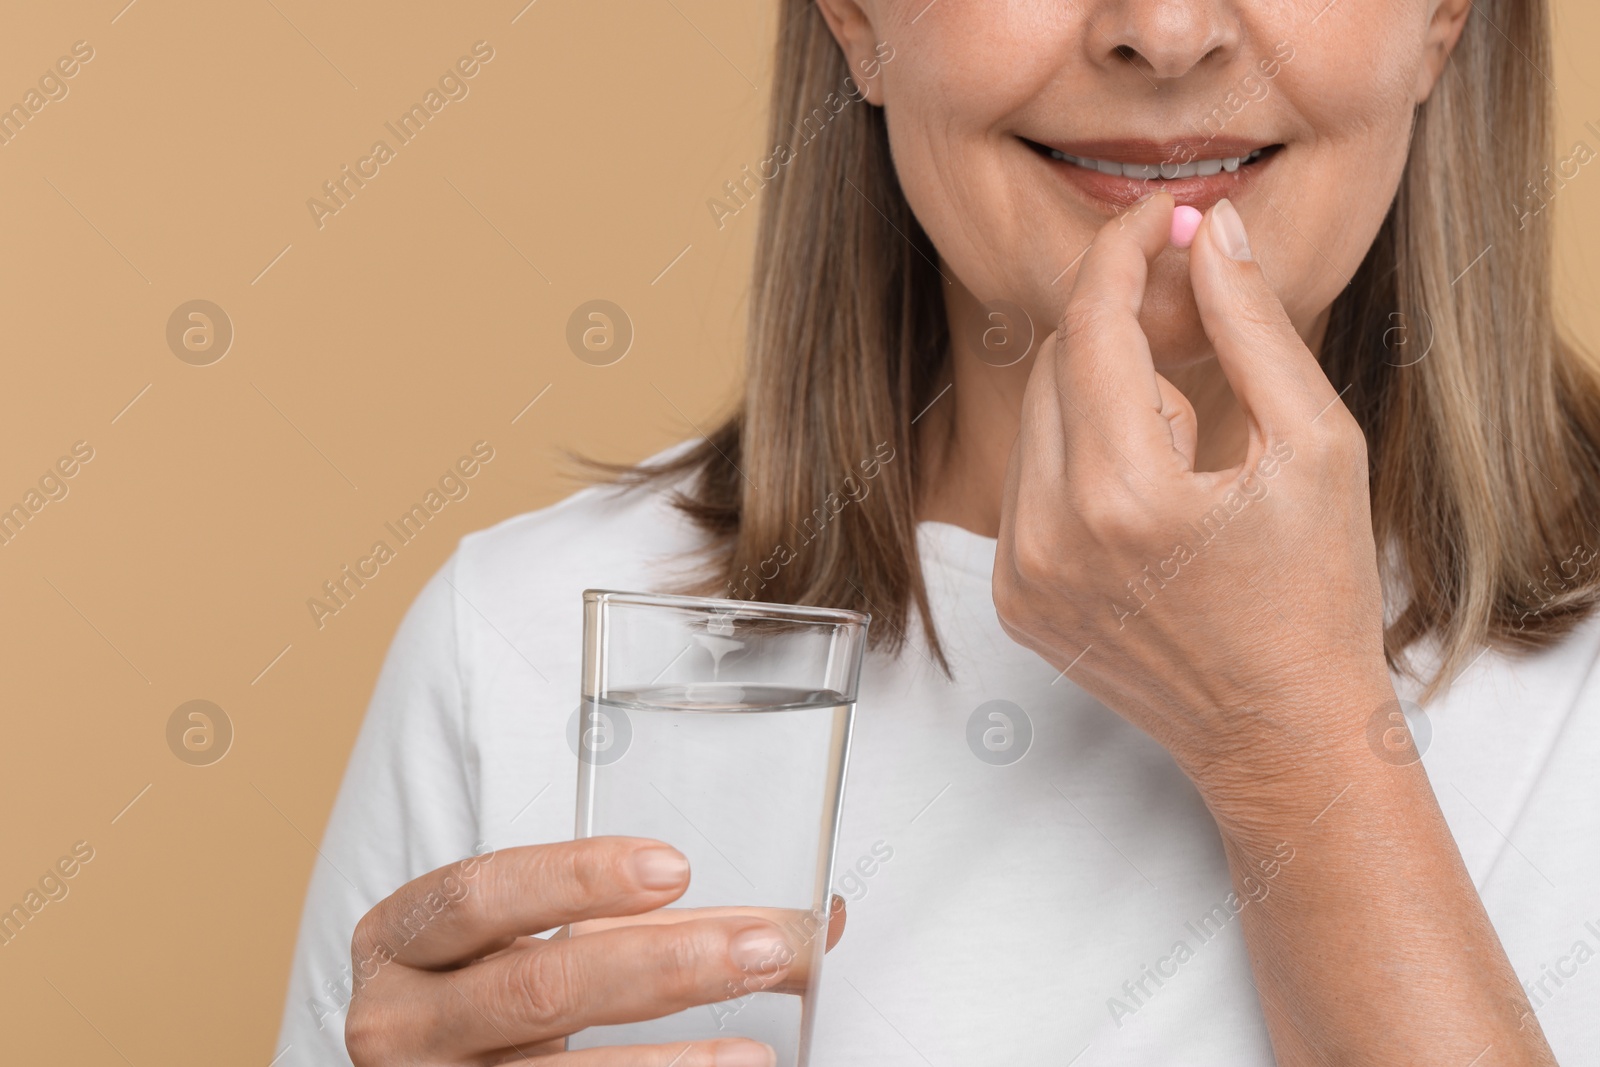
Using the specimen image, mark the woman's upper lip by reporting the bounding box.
[1024,136,1277,163]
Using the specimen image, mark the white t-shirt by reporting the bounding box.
[277,447,1600,1065]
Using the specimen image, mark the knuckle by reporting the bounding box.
[343,1018,378,1064]
[530,844,606,917]
[991,573,1028,629]
[510,945,579,1027]
[351,897,412,970]
[350,909,382,964]
[355,854,483,961]
[1073,490,1140,544]
[344,996,393,1065]
[385,898,435,950]
[1334,416,1369,458]
[993,602,1051,664]
[1009,530,1054,587]
[1311,413,1367,465]
[448,864,492,930]
[567,841,626,906]
[650,927,709,998]
[1059,299,1115,344]
[993,607,1030,648]
[1233,297,1291,334]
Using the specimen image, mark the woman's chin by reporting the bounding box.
[1149,345,1220,372]
[1136,260,1215,369]
[1141,309,1217,371]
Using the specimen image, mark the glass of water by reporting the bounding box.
[567,589,869,1066]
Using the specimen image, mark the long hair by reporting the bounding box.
[591,0,1600,700]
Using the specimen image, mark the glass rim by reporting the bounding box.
[583,588,870,629]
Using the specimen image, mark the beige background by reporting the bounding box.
[0,1,1594,1061]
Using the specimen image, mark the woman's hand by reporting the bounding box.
[993,191,1394,796]
[344,837,843,1066]
[993,192,1559,1066]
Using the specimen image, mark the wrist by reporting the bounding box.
[1178,674,1417,840]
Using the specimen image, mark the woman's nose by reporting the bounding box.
[1081,1,1242,81]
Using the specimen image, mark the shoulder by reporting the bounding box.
[436,440,713,680]
[455,440,708,592]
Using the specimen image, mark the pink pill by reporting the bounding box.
[1170,205,1203,249]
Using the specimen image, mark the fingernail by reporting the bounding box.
[630,847,689,890]
[1211,198,1252,261]
[830,894,845,913]
[715,1042,777,1067]
[728,927,792,975]
[1170,205,1203,249]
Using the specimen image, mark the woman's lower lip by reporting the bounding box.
[1036,150,1276,213]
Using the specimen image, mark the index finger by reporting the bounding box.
[1052,192,1179,466]
[569,903,841,996]
[354,837,689,970]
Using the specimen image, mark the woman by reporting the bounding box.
[279,0,1600,1063]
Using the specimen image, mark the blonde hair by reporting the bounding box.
[604,0,1600,700]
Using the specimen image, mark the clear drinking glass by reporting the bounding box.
[566,589,869,1066]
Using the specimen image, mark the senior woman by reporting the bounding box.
[279,0,1600,1063]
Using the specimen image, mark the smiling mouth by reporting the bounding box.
[1039,144,1271,179]
[1020,136,1284,210]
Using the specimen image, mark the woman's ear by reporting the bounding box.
[1415,0,1472,103]
[813,0,888,105]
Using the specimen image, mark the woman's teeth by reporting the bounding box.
[1045,147,1266,179]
